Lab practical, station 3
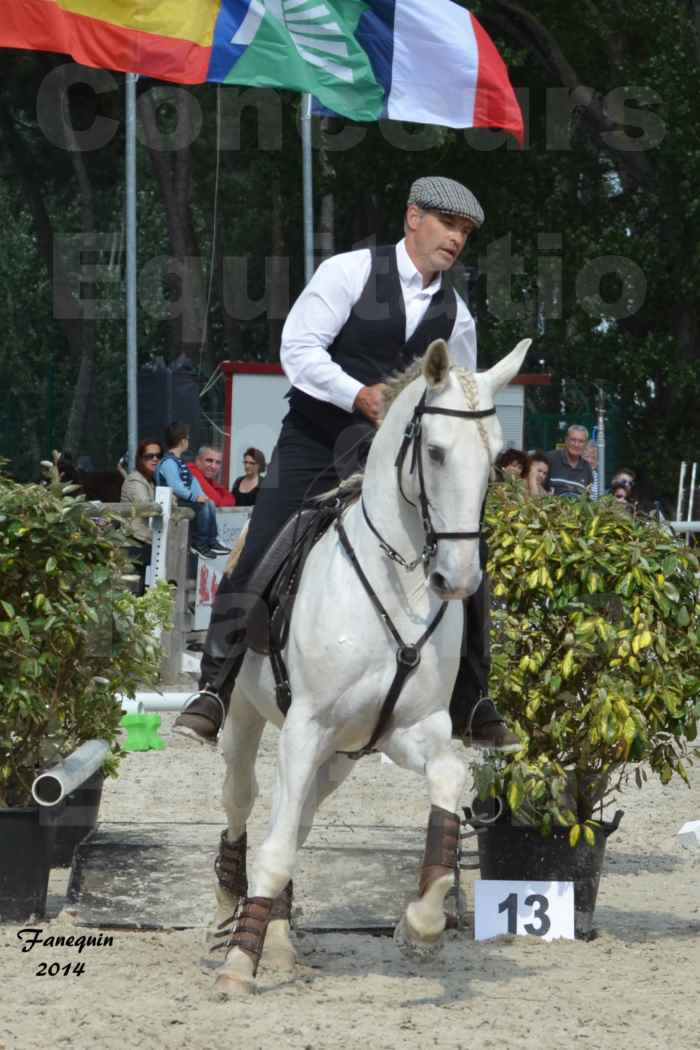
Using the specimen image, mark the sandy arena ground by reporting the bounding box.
[2,710,699,1050]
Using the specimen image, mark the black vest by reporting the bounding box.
[288,245,457,447]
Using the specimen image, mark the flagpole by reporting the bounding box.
[125,73,138,470]
[301,92,314,284]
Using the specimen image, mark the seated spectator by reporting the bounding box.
[155,422,230,560]
[57,451,80,485]
[609,467,636,495]
[608,468,637,509]
[546,425,594,497]
[525,451,551,497]
[231,447,266,507]
[189,445,235,508]
[495,448,529,482]
[582,440,600,498]
[120,439,163,590]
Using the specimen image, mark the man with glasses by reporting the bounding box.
[546,425,594,497]
[173,176,518,754]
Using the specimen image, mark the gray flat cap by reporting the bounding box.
[407,176,485,227]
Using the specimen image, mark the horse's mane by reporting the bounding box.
[317,363,489,505]
[382,362,481,413]
[317,471,364,504]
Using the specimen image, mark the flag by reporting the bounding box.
[1,0,522,141]
[0,1,220,84]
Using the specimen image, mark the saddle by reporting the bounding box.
[245,501,342,657]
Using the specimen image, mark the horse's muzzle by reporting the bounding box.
[429,570,477,601]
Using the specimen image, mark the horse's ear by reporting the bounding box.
[422,339,451,391]
[483,338,532,396]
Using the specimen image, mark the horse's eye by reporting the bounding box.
[427,446,445,465]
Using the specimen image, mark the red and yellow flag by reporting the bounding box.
[2,0,220,83]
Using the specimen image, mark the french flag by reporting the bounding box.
[321,0,523,144]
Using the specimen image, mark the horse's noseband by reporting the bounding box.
[362,389,496,572]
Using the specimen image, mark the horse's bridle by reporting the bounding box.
[361,389,496,571]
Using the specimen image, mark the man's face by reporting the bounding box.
[565,430,587,461]
[406,206,475,275]
[197,449,223,481]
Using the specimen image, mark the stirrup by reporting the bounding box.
[183,688,226,726]
[466,695,496,734]
[172,688,227,745]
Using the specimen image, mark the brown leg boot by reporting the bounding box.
[202,830,248,971]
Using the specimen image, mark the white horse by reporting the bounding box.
[210,337,530,995]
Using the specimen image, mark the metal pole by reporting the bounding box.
[301,92,315,284]
[686,462,697,545]
[595,386,606,497]
[676,462,687,523]
[126,73,139,471]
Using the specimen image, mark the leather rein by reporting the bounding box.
[335,389,496,759]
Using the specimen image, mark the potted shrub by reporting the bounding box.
[470,484,700,936]
[0,472,171,919]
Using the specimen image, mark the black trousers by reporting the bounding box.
[200,412,491,718]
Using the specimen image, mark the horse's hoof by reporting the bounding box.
[213,971,256,997]
[393,913,443,961]
[261,943,296,973]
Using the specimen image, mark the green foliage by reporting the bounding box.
[477,484,700,836]
[0,475,172,807]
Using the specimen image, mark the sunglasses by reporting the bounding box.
[143,452,161,461]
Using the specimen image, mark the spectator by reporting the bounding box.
[609,467,636,495]
[57,451,79,485]
[231,447,266,507]
[582,440,600,498]
[495,448,529,481]
[189,446,235,508]
[546,425,594,497]
[525,451,550,497]
[155,422,230,560]
[121,439,163,590]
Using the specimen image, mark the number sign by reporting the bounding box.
[474,880,575,942]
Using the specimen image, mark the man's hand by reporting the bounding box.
[354,384,386,427]
[195,495,208,504]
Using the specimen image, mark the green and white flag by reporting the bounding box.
[210,0,385,122]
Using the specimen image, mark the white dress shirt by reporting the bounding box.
[280,240,477,414]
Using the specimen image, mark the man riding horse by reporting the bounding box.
[174,175,518,754]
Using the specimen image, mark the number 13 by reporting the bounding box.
[498,892,552,936]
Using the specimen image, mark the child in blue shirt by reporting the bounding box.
[156,422,230,559]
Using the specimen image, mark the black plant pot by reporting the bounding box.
[0,805,60,922]
[51,769,105,868]
[465,806,624,939]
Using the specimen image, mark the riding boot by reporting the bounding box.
[449,575,520,753]
[172,627,247,744]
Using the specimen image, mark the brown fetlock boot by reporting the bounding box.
[269,880,294,923]
[419,805,461,899]
[202,830,248,970]
[222,896,275,977]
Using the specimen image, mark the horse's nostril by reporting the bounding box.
[430,572,447,592]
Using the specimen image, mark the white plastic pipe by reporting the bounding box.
[118,692,194,713]
[32,739,110,807]
[119,698,145,715]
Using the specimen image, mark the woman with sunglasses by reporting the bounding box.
[231,447,266,507]
[120,440,164,581]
